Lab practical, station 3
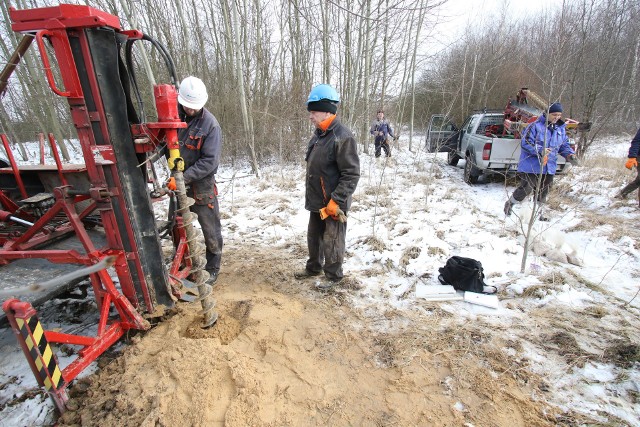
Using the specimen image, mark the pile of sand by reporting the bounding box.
[58,245,557,426]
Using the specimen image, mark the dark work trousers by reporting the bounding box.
[619,166,640,199]
[512,173,555,203]
[374,137,391,157]
[190,196,223,272]
[305,211,347,281]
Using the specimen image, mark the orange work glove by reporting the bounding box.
[542,154,548,166]
[625,158,637,170]
[319,199,347,222]
[325,199,340,216]
[166,177,177,191]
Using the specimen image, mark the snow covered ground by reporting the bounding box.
[1,134,639,425]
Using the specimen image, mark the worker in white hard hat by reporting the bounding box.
[169,76,223,285]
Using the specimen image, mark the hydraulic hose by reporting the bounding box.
[124,39,145,120]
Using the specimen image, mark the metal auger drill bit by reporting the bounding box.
[172,170,218,328]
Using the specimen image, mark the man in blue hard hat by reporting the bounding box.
[294,84,360,289]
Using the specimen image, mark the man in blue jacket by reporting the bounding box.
[370,110,395,157]
[615,127,640,203]
[504,103,578,221]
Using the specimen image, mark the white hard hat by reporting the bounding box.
[178,76,208,110]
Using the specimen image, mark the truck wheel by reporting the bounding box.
[447,150,460,166]
[464,154,479,184]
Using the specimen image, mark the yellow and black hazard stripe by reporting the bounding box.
[15,315,64,392]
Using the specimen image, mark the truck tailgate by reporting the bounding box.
[488,138,567,171]
[488,138,520,165]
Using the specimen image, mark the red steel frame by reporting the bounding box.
[1,4,194,413]
[2,258,149,413]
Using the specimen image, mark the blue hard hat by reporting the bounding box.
[306,84,340,104]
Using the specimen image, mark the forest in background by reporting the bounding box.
[0,0,638,166]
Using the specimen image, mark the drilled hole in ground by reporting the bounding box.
[184,300,252,344]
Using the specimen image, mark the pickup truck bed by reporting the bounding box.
[446,112,566,184]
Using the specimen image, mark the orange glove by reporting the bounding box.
[319,199,347,222]
[325,199,340,216]
[625,158,637,170]
[167,177,177,191]
[542,154,548,166]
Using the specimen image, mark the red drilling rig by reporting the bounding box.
[0,3,215,413]
[502,87,591,139]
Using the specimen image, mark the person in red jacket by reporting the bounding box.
[615,127,640,204]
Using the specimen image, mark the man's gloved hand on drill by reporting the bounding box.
[319,199,347,223]
[625,157,638,170]
[166,177,177,191]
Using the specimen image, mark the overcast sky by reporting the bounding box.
[431,0,562,48]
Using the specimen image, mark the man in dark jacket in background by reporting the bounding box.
[170,76,223,285]
[503,102,579,221]
[294,84,360,289]
[370,109,395,157]
[615,127,640,204]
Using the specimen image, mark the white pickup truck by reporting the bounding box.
[446,111,567,184]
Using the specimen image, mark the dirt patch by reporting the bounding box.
[183,300,252,344]
[58,245,566,426]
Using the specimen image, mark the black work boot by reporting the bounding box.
[614,191,628,200]
[294,269,322,280]
[504,196,518,216]
[503,199,513,215]
[503,200,512,216]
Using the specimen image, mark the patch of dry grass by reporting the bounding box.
[602,339,640,368]
[363,185,390,197]
[565,269,608,294]
[521,284,550,299]
[540,331,590,367]
[538,271,568,286]
[360,235,387,252]
[395,227,410,237]
[410,173,432,186]
[546,181,571,210]
[583,154,629,186]
[566,210,639,244]
[399,246,421,268]
[427,246,446,256]
[582,305,608,318]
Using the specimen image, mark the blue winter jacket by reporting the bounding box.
[627,128,640,158]
[517,114,574,175]
[370,119,395,141]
